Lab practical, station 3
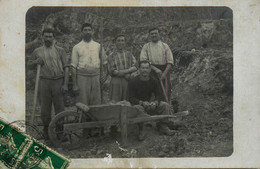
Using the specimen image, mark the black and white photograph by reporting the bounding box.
[1,0,260,168]
[25,6,233,158]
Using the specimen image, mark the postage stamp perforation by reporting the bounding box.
[0,118,71,169]
[0,118,42,168]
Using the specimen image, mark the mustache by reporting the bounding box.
[83,34,92,41]
[44,40,52,45]
[84,34,91,37]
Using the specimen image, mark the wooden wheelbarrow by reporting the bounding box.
[48,103,184,149]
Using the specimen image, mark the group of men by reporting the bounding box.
[29,23,175,141]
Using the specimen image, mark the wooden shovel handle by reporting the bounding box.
[157,74,169,103]
[31,64,41,124]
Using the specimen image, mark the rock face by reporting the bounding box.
[172,48,233,111]
[26,7,233,157]
[26,7,233,89]
[26,7,232,50]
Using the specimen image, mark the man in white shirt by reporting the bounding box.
[71,23,107,105]
[140,27,174,105]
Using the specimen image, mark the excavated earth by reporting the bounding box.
[25,7,233,158]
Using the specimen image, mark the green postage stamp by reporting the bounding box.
[0,118,70,169]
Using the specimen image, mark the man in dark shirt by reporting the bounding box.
[128,60,174,140]
[140,27,174,104]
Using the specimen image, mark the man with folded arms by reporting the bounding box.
[108,34,137,102]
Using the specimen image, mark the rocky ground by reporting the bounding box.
[25,7,233,158]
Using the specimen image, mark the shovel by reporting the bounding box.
[31,64,41,124]
[156,74,169,103]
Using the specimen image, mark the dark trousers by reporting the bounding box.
[39,78,64,128]
[135,101,171,128]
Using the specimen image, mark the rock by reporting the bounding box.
[158,151,167,157]
[90,147,97,154]
[162,145,170,153]
[56,147,63,152]
[85,151,92,157]
[76,153,81,158]
[97,149,103,155]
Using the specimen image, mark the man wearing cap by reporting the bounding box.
[28,28,70,140]
[71,23,108,105]
[140,27,174,105]
[108,34,137,102]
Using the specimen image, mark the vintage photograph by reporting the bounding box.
[25,7,233,158]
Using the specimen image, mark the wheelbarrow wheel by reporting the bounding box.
[48,110,87,149]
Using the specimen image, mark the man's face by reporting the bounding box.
[116,36,125,50]
[43,33,54,47]
[82,26,93,41]
[139,63,151,77]
[149,29,160,42]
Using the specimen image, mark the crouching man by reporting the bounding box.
[128,60,174,140]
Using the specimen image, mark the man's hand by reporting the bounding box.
[61,84,68,94]
[142,101,150,109]
[72,85,80,96]
[150,101,159,110]
[154,68,162,78]
[117,70,125,76]
[124,74,131,80]
[34,57,44,66]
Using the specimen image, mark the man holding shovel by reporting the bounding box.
[28,28,70,140]
[140,27,174,105]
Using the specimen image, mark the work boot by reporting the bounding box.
[45,139,54,147]
[158,124,175,136]
[43,126,49,140]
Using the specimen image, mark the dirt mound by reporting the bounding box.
[172,48,233,111]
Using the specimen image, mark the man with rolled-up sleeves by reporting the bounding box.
[140,27,174,105]
[28,28,69,140]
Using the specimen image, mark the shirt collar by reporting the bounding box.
[82,39,93,44]
[43,43,54,49]
[150,40,161,45]
[115,48,125,53]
